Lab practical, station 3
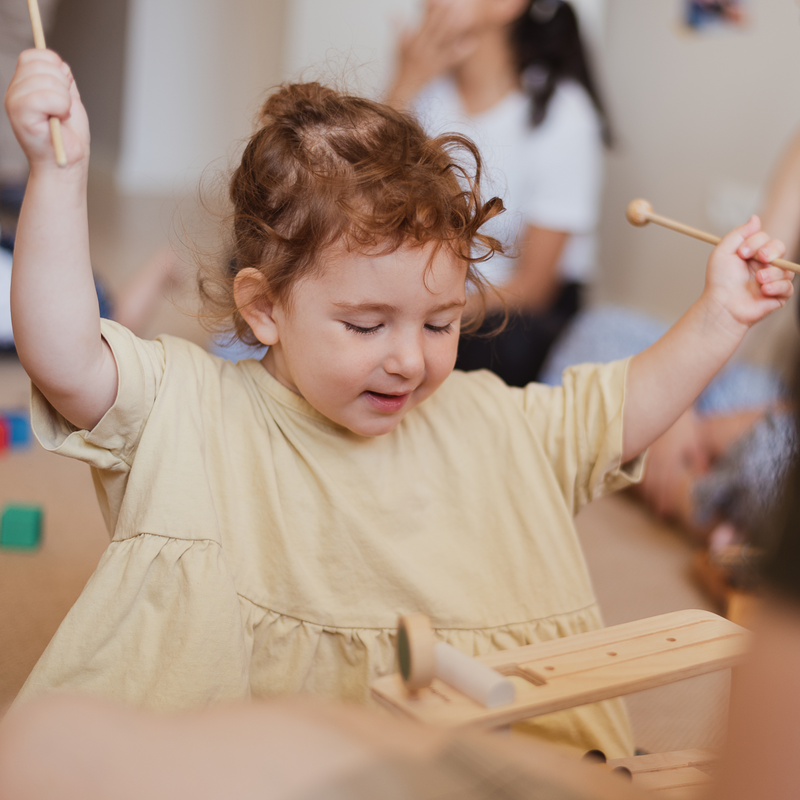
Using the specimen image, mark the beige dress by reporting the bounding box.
[17,320,643,757]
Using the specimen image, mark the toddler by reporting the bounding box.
[4,49,793,758]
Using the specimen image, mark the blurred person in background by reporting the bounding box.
[387,0,611,386]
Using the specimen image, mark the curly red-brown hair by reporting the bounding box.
[198,82,505,345]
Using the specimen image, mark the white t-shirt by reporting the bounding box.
[414,77,603,287]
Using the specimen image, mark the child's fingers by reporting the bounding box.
[17,47,66,70]
[10,56,72,104]
[761,280,793,300]
[67,65,81,102]
[756,265,794,284]
[718,214,761,253]
[755,238,787,264]
[739,235,786,264]
[737,231,771,260]
[9,72,72,122]
[756,273,794,298]
[14,49,72,94]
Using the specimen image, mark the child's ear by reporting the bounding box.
[234,268,280,346]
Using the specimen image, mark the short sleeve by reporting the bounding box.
[520,82,603,234]
[31,319,166,467]
[516,358,645,514]
[30,320,167,533]
[13,534,252,711]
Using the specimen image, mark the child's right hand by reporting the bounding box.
[4,49,90,171]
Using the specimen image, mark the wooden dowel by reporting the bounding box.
[626,198,800,276]
[26,0,67,168]
[397,614,515,708]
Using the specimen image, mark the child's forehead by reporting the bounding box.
[297,241,468,302]
[323,239,463,271]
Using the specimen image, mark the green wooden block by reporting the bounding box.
[0,504,43,549]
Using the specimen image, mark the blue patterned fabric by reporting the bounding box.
[540,305,786,413]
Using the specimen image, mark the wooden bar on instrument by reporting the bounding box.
[371,609,749,730]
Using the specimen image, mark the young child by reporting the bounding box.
[4,49,793,758]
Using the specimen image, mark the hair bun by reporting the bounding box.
[259,82,338,124]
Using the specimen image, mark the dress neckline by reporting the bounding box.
[241,359,343,429]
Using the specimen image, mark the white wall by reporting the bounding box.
[116,0,286,193]
[283,0,420,96]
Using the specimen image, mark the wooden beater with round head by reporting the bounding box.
[626,199,800,275]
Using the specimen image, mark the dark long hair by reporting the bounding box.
[510,0,613,146]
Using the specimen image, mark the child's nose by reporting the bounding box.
[384,333,425,379]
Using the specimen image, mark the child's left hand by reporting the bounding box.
[702,215,794,334]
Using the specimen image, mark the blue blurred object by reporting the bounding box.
[3,410,31,448]
[94,276,114,321]
[540,304,785,413]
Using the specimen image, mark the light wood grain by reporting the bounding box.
[371,610,749,730]
[608,747,717,798]
[608,748,718,775]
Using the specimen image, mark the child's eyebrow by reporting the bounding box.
[332,300,466,314]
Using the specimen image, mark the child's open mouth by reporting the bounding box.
[364,391,411,413]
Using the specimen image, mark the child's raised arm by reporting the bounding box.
[5,49,118,430]
[622,215,793,463]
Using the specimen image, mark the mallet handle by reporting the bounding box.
[641,206,800,276]
[645,211,721,248]
[26,0,67,168]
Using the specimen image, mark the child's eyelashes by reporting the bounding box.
[425,323,454,335]
[342,322,454,335]
[343,322,381,335]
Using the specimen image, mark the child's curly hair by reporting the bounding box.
[199,82,505,346]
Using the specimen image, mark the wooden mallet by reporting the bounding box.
[626,198,800,275]
[26,0,67,167]
[397,613,515,708]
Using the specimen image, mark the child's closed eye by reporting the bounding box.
[425,323,454,334]
[342,322,455,335]
[343,322,382,335]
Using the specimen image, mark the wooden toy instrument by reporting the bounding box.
[375,610,749,798]
[373,609,748,730]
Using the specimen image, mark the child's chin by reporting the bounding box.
[344,414,405,438]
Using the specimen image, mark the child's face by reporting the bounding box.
[261,243,467,437]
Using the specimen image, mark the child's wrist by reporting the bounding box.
[695,291,749,344]
[28,157,89,187]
